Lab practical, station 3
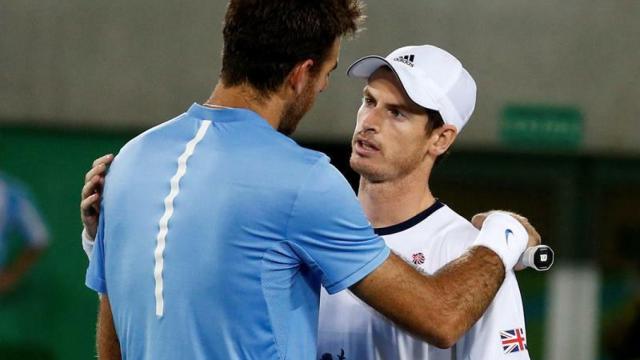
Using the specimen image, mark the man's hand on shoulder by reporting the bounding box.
[80,154,113,239]
[471,211,542,271]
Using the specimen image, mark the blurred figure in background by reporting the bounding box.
[0,171,49,296]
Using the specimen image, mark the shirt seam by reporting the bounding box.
[283,157,390,293]
[263,156,324,360]
[282,156,326,245]
[323,245,390,294]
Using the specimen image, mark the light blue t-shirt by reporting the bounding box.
[86,104,390,359]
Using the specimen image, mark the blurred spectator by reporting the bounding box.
[0,171,49,296]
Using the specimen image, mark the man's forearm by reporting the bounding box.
[428,246,504,344]
[351,246,504,348]
[97,295,121,359]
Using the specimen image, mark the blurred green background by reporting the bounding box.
[0,127,129,359]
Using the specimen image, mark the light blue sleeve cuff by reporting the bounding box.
[324,246,391,295]
[86,274,106,294]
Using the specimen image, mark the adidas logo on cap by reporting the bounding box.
[347,44,477,132]
[393,54,415,67]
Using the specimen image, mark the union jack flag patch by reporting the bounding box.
[500,328,527,354]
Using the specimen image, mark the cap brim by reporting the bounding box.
[346,56,390,79]
[347,55,441,112]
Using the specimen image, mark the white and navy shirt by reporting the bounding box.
[317,201,530,360]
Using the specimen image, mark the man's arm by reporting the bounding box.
[351,246,504,349]
[457,270,530,359]
[0,246,46,294]
[352,211,539,349]
[97,294,121,359]
[80,154,539,350]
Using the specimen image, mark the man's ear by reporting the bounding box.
[429,125,458,156]
[287,59,315,95]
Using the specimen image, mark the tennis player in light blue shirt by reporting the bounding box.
[86,104,390,359]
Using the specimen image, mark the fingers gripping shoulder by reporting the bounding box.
[472,212,528,270]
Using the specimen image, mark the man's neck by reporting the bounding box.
[204,82,286,131]
[358,170,436,229]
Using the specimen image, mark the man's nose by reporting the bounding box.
[358,108,381,133]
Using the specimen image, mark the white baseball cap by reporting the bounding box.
[347,44,477,131]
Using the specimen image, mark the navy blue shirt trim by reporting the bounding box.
[374,200,444,236]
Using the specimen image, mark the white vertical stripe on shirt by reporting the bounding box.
[154,120,211,317]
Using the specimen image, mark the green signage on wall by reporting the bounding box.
[500,105,583,149]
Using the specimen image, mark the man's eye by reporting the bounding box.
[390,109,403,118]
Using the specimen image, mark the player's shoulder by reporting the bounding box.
[280,143,330,171]
[251,132,338,185]
[101,111,194,185]
[436,205,478,235]
[294,153,353,198]
[435,204,479,249]
[283,153,357,220]
[118,112,190,156]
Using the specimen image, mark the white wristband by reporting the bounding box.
[472,212,528,270]
[81,228,96,259]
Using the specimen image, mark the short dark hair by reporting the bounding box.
[221,0,365,97]
[424,108,444,135]
[424,108,449,167]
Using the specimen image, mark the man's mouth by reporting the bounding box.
[354,138,380,156]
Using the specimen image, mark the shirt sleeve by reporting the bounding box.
[286,158,390,294]
[85,209,107,294]
[457,271,531,359]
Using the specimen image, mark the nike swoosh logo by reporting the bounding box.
[505,229,514,244]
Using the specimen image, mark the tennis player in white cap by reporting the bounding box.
[317,45,531,360]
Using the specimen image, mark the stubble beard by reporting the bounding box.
[350,144,425,184]
[278,83,316,136]
[350,153,387,183]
